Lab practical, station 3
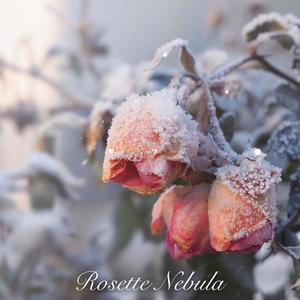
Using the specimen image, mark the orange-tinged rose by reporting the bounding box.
[208,149,281,253]
[151,184,213,259]
[103,88,202,194]
[208,181,275,252]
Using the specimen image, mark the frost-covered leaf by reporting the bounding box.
[242,12,300,51]
[180,46,197,74]
[146,38,188,70]
[267,121,300,162]
[19,152,84,202]
[273,84,300,115]
[242,12,289,42]
[219,112,235,142]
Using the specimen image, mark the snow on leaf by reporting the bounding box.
[242,12,300,51]
[242,12,289,42]
[20,152,84,201]
[146,38,188,71]
[273,83,300,115]
[267,121,300,162]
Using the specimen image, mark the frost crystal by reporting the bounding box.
[106,87,201,165]
[267,121,300,161]
[217,148,281,201]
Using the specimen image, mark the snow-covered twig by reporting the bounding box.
[0,58,95,108]
[211,55,256,81]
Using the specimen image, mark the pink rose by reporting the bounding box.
[151,184,213,259]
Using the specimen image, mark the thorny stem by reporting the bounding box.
[0,59,95,109]
[202,81,238,164]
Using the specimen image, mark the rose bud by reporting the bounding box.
[102,88,202,195]
[208,148,281,253]
[151,183,212,259]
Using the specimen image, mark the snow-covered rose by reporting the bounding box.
[208,149,281,253]
[102,88,202,195]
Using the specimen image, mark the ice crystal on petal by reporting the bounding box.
[136,157,169,177]
[217,148,281,202]
[106,87,201,165]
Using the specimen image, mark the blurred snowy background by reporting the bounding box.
[0,0,300,299]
